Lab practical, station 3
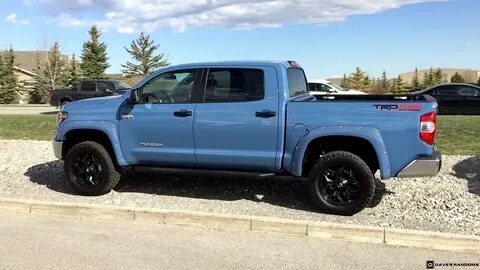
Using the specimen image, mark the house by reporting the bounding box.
[12,51,68,103]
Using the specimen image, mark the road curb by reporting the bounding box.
[0,198,478,254]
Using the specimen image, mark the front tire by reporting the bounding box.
[64,141,121,196]
[308,151,375,215]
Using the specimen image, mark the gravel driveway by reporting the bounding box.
[0,139,479,235]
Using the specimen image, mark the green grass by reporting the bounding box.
[0,114,57,141]
[436,115,480,156]
[0,104,52,107]
[0,114,478,155]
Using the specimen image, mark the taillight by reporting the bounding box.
[420,111,436,145]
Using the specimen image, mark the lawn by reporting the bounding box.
[0,114,478,156]
[0,114,57,141]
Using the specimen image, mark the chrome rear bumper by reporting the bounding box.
[397,149,442,178]
[53,140,63,160]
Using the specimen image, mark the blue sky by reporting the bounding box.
[0,0,478,79]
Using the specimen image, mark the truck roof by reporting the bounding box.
[161,60,297,70]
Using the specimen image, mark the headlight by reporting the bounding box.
[56,111,68,125]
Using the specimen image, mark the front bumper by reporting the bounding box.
[53,140,63,160]
[397,148,442,178]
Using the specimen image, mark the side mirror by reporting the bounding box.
[129,88,140,103]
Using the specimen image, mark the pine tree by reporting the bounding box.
[450,72,465,83]
[380,70,389,89]
[433,68,445,85]
[362,75,371,90]
[422,68,434,88]
[348,67,365,90]
[81,26,110,79]
[392,75,407,94]
[411,67,421,91]
[67,53,80,87]
[43,42,68,90]
[30,54,50,104]
[340,73,349,88]
[0,47,19,104]
[122,32,169,77]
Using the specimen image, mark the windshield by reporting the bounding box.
[114,81,131,91]
[329,83,348,91]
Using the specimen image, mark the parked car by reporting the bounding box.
[413,83,480,114]
[48,79,131,108]
[52,61,441,215]
[308,79,367,95]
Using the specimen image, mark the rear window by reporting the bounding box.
[287,68,308,97]
[205,68,264,102]
[81,81,95,91]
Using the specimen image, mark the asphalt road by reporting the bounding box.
[0,211,478,270]
[0,106,57,115]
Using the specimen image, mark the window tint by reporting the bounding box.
[205,68,264,102]
[96,81,114,92]
[114,81,131,91]
[434,85,458,96]
[318,83,333,92]
[80,81,95,91]
[287,68,308,97]
[457,86,479,96]
[140,70,196,104]
[308,83,316,91]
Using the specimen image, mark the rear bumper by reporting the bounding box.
[53,140,63,160]
[397,147,442,178]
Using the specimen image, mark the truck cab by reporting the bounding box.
[53,61,441,215]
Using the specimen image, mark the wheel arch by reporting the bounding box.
[290,126,390,179]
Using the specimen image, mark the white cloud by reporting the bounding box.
[5,13,31,25]
[32,0,445,33]
[5,13,17,23]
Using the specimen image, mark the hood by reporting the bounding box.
[63,95,126,112]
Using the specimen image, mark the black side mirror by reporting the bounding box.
[130,88,140,103]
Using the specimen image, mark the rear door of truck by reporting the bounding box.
[193,66,279,172]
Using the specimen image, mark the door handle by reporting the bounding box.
[255,110,276,118]
[173,109,193,117]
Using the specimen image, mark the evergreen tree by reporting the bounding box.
[362,75,371,90]
[81,26,110,79]
[0,47,19,104]
[67,53,80,87]
[450,72,465,83]
[477,77,480,84]
[411,67,421,91]
[30,54,49,104]
[433,68,446,85]
[348,67,365,90]
[392,75,407,94]
[380,70,389,89]
[43,42,67,90]
[340,73,349,88]
[122,32,169,77]
[422,68,434,88]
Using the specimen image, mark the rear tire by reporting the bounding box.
[307,151,375,215]
[64,141,121,196]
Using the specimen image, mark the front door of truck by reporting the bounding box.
[194,67,279,172]
[118,69,202,166]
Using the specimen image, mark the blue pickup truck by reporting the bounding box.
[53,61,441,215]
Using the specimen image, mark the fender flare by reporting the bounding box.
[290,126,391,179]
[56,120,128,166]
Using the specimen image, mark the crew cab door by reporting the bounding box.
[118,69,202,166]
[77,81,96,100]
[194,66,279,171]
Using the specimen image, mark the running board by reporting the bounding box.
[133,166,278,178]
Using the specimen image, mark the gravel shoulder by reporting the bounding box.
[0,139,479,236]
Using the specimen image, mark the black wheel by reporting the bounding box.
[308,151,375,215]
[64,141,121,196]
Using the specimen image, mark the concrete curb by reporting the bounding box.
[0,198,478,254]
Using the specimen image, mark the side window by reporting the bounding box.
[457,86,479,96]
[287,68,308,97]
[96,81,114,92]
[205,68,264,102]
[81,81,95,92]
[434,85,458,95]
[319,83,333,92]
[308,83,316,92]
[140,70,196,104]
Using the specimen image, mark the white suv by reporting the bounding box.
[308,79,367,95]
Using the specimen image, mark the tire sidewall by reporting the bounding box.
[64,142,118,196]
[309,151,375,215]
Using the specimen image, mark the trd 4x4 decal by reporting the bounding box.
[373,104,423,111]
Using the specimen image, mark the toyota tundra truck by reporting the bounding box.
[52,61,441,215]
